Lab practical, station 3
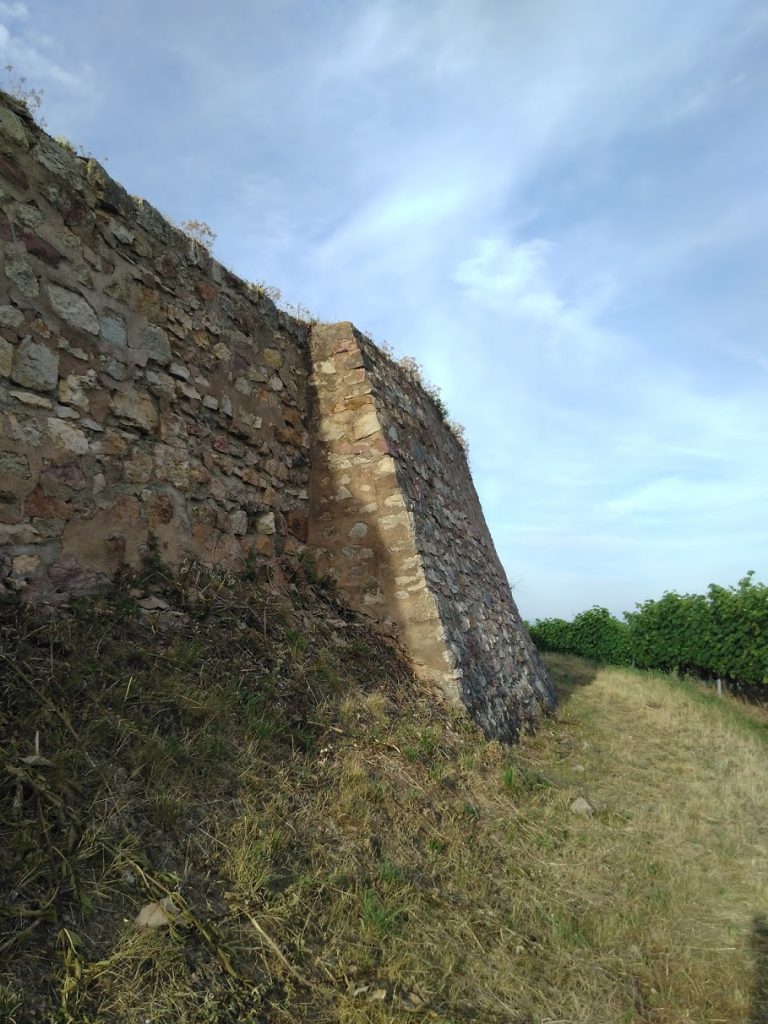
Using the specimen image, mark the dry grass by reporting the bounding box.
[1,574,767,1023]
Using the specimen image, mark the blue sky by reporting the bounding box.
[2,0,766,620]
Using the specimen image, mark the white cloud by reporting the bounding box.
[454,236,615,359]
[0,2,28,19]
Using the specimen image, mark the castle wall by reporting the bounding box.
[0,94,311,599]
[0,93,554,740]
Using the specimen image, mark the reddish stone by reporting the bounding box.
[196,281,218,302]
[154,254,178,280]
[63,200,89,227]
[23,233,63,267]
[39,463,86,493]
[286,512,308,542]
[0,154,29,190]
[24,486,69,519]
[212,434,229,453]
[88,390,110,423]
[148,495,174,527]
[0,211,12,242]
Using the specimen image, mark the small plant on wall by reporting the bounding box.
[179,219,217,253]
[2,64,45,125]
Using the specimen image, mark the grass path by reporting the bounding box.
[511,654,768,1023]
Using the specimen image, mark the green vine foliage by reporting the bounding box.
[528,572,768,687]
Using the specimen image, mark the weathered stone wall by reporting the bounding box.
[309,323,555,740]
[0,92,554,740]
[0,93,311,599]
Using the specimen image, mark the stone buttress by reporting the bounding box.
[308,323,556,741]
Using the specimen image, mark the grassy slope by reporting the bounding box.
[1,568,767,1024]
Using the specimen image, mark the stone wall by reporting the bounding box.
[0,92,555,740]
[309,324,555,740]
[0,92,311,600]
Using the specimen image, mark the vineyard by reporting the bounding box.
[528,572,768,689]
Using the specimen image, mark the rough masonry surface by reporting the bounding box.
[0,91,555,741]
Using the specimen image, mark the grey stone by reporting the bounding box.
[0,523,40,545]
[0,305,24,330]
[48,284,99,335]
[10,389,53,409]
[569,797,594,818]
[145,369,175,399]
[138,324,171,365]
[0,451,28,475]
[53,403,80,419]
[230,510,248,535]
[100,314,127,348]
[0,337,12,377]
[0,107,30,150]
[100,354,128,381]
[5,257,39,298]
[11,338,59,391]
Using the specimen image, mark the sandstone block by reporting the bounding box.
[256,512,276,535]
[58,369,97,409]
[112,390,158,433]
[262,348,283,369]
[353,409,379,440]
[48,284,99,334]
[12,554,40,577]
[154,444,190,490]
[47,417,90,454]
